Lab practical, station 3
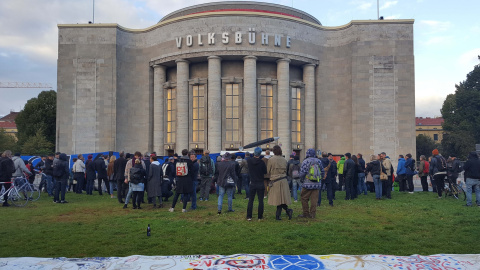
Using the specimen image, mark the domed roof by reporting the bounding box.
[160,1,321,25]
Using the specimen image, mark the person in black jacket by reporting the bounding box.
[85,155,96,195]
[366,154,386,200]
[53,153,70,203]
[343,153,356,200]
[0,150,15,206]
[114,152,127,203]
[246,147,267,221]
[94,155,108,195]
[320,152,335,206]
[169,149,193,213]
[162,157,175,202]
[463,151,480,207]
[357,153,367,195]
[44,154,55,196]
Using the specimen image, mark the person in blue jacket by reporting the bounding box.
[404,153,416,193]
[396,155,407,192]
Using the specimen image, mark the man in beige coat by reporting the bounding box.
[267,145,293,220]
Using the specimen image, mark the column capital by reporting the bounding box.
[152,64,166,70]
[207,55,222,61]
[276,58,291,64]
[243,55,257,61]
[303,63,316,68]
[175,59,189,64]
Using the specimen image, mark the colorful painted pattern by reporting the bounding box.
[1,254,479,269]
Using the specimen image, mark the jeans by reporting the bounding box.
[247,186,265,219]
[291,178,300,201]
[345,176,354,200]
[373,175,382,199]
[190,180,198,209]
[109,181,117,195]
[171,191,188,210]
[45,175,54,196]
[125,183,134,204]
[357,173,367,195]
[241,174,250,198]
[466,178,480,206]
[54,178,67,202]
[74,172,85,194]
[217,186,234,212]
[199,176,212,200]
[86,178,94,195]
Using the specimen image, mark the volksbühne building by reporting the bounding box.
[56,1,416,158]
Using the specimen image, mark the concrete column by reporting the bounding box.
[303,64,316,150]
[207,56,222,153]
[277,58,291,156]
[243,56,257,146]
[153,64,166,155]
[176,59,189,153]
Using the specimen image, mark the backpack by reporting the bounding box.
[436,156,447,172]
[162,163,169,178]
[306,161,322,182]
[176,159,189,176]
[290,163,300,179]
[423,161,430,174]
[199,156,213,176]
[130,168,142,184]
[53,162,64,177]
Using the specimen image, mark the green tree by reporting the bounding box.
[0,128,18,153]
[15,90,56,147]
[441,56,480,159]
[416,134,440,160]
[21,130,55,155]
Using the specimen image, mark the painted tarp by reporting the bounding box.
[1,254,479,269]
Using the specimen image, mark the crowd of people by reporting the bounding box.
[1,146,479,216]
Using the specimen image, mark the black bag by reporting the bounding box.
[436,156,447,172]
[130,168,142,184]
[53,162,64,178]
[199,156,213,176]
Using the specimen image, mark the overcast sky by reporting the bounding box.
[0,0,479,118]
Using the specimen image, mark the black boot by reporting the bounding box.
[287,209,293,220]
[276,206,282,220]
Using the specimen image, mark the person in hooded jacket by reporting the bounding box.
[366,154,386,200]
[128,159,146,209]
[214,152,237,215]
[337,156,345,191]
[53,153,70,203]
[288,155,302,202]
[396,155,407,192]
[298,148,324,219]
[85,155,96,195]
[0,150,15,206]
[246,147,267,221]
[404,153,416,193]
[463,151,480,207]
[12,153,32,179]
[169,149,193,213]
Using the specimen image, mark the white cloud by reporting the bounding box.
[384,14,401,19]
[380,1,398,10]
[421,35,454,46]
[420,20,452,32]
[358,2,373,10]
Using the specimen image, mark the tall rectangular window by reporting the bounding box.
[192,85,205,142]
[260,84,273,139]
[225,83,240,141]
[291,87,301,143]
[166,88,176,143]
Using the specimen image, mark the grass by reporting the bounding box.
[1,190,480,258]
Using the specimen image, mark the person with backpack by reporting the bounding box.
[53,153,70,203]
[418,155,430,192]
[198,150,215,202]
[288,155,301,202]
[429,149,448,198]
[463,151,480,207]
[127,159,146,209]
[124,152,146,208]
[169,149,193,213]
[162,157,175,202]
[298,148,324,219]
[404,153,416,193]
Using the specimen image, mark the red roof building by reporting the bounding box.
[0,111,19,138]
[415,117,444,142]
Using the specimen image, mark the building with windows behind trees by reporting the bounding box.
[56,1,416,158]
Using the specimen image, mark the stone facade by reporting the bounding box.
[57,1,415,159]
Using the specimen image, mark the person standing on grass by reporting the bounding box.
[147,155,163,208]
[246,147,267,221]
[343,153,355,200]
[366,155,384,200]
[297,148,324,219]
[267,145,293,221]
[85,155,96,195]
[357,153,367,196]
[162,157,175,202]
[463,151,480,207]
[418,155,429,192]
[288,155,302,203]
[73,154,86,194]
[107,155,116,198]
[396,155,407,192]
[239,153,250,200]
[214,152,237,215]
[337,156,345,191]
[0,150,15,207]
[188,151,199,210]
[114,152,127,203]
[128,159,146,209]
[262,150,272,198]
[328,153,337,199]
[198,150,215,202]
[124,152,146,208]
[404,153,416,194]
[447,154,463,189]
[53,153,70,204]
[380,152,393,199]
[94,155,108,195]
[169,149,193,213]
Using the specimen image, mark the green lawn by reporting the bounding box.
[1,190,479,258]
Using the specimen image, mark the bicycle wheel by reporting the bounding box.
[27,183,41,201]
[450,184,459,200]
[457,185,466,201]
[8,188,28,207]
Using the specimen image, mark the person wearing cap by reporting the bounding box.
[267,145,293,220]
[297,148,324,218]
[85,155,96,195]
[214,152,237,214]
[246,147,267,221]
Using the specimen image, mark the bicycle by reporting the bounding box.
[443,177,466,201]
[16,176,41,202]
[0,178,29,207]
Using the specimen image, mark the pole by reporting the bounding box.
[377,0,379,19]
[93,0,95,23]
